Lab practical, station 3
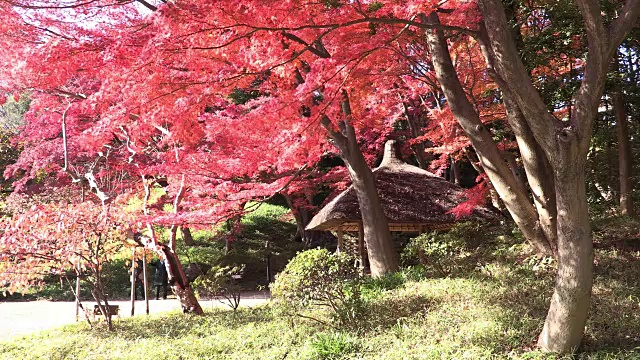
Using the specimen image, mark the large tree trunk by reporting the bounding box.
[320,91,399,277]
[346,148,398,277]
[612,61,633,216]
[499,0,558,250]
[298,55,397,273]
[538,161,593,351]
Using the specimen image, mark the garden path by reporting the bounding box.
[0,292,270,340]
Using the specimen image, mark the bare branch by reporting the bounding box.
[134,0,157,11]
[282,32,332,58]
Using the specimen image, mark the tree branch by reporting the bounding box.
[282,32,332,58]
[477,0,560,154]
[339,89,357,147]
[574,0,606,54]
[320,115,348,151]
[608,0,640,54]
[570,0,639,147]
[61,102,73,172]
[134,0,157,12]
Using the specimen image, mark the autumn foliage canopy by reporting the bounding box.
[0,0,495,224]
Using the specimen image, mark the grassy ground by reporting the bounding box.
[2,219,639,359]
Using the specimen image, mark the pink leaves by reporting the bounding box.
[448,175,489,219]
[0,202,130,293]
[2,0,494,237]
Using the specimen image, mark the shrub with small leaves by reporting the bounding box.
[402,222,484,276]
[193,264,245,311]
[272,248,364,329]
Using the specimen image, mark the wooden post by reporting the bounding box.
[265,241,273,284]
[337,226,343,253]
[358,222,365,268]
[130,248,136,316]
[75,264,81,321]
[142,252,149,315]
[77,182,84,321]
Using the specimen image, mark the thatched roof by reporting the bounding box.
[306,141,501,232]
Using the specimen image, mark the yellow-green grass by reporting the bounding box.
[2,243,639,360]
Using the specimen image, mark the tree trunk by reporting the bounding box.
[501,93,558,252]
[344,143,398,277]
[502,150,527,193]
[423,13,553,255]
[606,139,616,200]
[487,184,506,213]
[592,132,614,202]
[285,193,335,247]
[450,156,461,185]
[402,101,431,169]
[320,91,399,277]
[181,227,195,246]
[499,0,558,249]
[140,176,203,315]
[160,244,203,314]
[612,67,633,216]
[538,161,593,351]
[466,149,507,213]
[284,193,313,243]
[225,219,233,254]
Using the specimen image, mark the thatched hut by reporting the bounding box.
[306,140,501,259]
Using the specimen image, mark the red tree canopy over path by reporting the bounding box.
[0,0,488,221]
[1,0,492,278]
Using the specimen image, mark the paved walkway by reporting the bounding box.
[0,293,270,340]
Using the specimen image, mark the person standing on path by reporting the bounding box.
[151,259,169,300]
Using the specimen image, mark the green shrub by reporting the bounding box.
[177,245,224,266]
[193,264,245,311]
[402,232,462,276]
[402,222,485,276]
[242,202,292,229]
[309,332,360,360]
[272,249,365,329]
